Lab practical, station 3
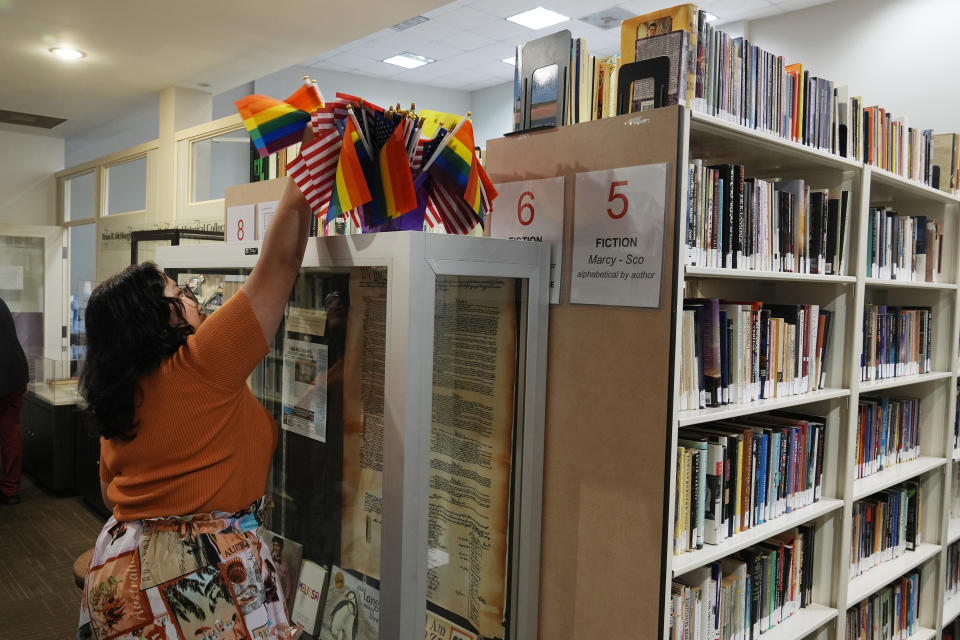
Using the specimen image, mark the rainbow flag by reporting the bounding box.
[379,125,417,218]
[235,83,325,159]
[235,94,311,159]
[328,116,372,217]
[423,118,496,215]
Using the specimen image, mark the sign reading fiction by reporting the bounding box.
[489,176,564,304]
[570,163,668,307]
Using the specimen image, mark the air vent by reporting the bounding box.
[579,6,636,30]
[0,109,67,129]
[391,15,429,31]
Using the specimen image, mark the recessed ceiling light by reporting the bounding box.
[383,53,435,69]
[49,47,85,60]
[704,12,719,22]
[506,7,570,30]
[502,57,516,65]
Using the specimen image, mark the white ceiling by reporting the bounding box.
[302,0,838,92]
[0,0,836,138]
[0,0,447,137]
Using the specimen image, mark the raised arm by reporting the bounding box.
[242,168,313,342]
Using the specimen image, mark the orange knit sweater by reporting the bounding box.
[100,290,277,521]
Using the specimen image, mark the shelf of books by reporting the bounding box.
[852,457,948,502]
[864,278,958,291]
[677,389,851,427]
[846,543,941,607]
[945,595,960,629]
[869,166,960,207]
[686,266,856,284]
[858,372,954,393]
[672,499,843,577]
[759,604,838,640]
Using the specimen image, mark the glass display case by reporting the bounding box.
[22,357,81,492]
[157,233,549,640]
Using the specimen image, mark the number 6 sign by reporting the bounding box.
[570,163,668,308]
[490,176,565,304]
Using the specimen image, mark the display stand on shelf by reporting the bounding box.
[485,103,960,640]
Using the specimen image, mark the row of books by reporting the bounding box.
[947,618,960,640]
[948,541,960,602]
[670,525,816,640]
[681,299,834,410]
[952,461,960,521]
[849,481,922,579]
[684,162,850,275]
[619,5,954,192]
[866,209,944,283]
[860,305,933,382]
[954,383,960,454]
[844,571,922,640]
[855,397,921,480]
[674,412,824,554]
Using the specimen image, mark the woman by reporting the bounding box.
[77,173,313,640]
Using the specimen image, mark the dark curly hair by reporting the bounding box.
[79,262,194,440]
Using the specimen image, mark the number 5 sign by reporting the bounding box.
[490,176,565,304]
[570,163,668,308]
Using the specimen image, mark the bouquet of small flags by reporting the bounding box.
[234,80,498,234]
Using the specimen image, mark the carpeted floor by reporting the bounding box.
[0,476,106,640]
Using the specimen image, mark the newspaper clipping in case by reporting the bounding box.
[281,306,328,442]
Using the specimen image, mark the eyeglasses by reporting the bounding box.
[178,285,199,307]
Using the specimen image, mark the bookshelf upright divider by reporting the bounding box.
[485,104,960,640]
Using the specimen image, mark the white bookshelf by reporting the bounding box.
[671,499,843,577]
[943,594,960,629]
[852,457,948,501]
[677,389,851,427]
[664,108,960,640]
[846,543,942,607]
[757,604,838,640]
[858,371,954,393]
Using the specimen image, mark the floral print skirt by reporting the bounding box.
[77,499,299,640]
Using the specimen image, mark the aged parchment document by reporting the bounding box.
[342,271,516,638]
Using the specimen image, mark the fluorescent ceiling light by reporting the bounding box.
[704,12,719,22]
[383,53,435,69]
[49,47,85,60]
[502,57,516,65]
[507,7,570,30]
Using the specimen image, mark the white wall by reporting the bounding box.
[739,0,960,133]
[255,65,472,119]
[470,82,513,149]
[65,100,159,167]
[0,130,64,226]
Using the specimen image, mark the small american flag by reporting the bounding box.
[425,193,442,228]
[302,106,342,215]
[427,178,478,235]
[286,153,314,207]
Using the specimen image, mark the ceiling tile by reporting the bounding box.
[438,29,496,51]
[467,0,539,19]
[392,18,460,41]
[409,40,465,61]
[321,53,371,71]
[467,41,518,62]
[481,17,545,42]
[430,6,502,29]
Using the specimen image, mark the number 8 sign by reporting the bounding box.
[225,204,255,244]
[490,176,565,304]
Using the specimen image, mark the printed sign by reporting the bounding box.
[570,163,668,307]
[490,176,564,304]
[226,204,255,243]
[257,200,279,240]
